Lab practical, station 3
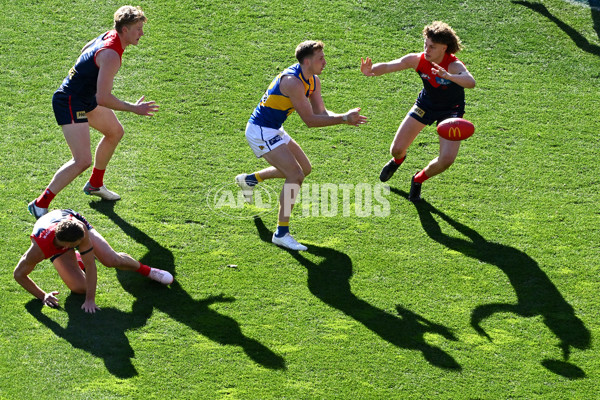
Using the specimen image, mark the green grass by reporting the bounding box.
[1,0,599,398]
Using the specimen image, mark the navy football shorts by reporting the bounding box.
[52,91,98,125]
[408,101,465,126]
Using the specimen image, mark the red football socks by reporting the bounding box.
[137,263,151,276]
[414,170,429,184]
[89,168,105,188]
[393,155,406,165]
[35,188,55,208]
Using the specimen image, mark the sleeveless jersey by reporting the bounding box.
[57,30,124,100]
[415,52,465,110]
[31,209,93,259]
[249,63,316,129]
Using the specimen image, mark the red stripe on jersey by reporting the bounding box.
[68,95,74,123]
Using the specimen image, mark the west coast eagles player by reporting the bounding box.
[361,21,476,202]
[28,6,159,219]
[236,41,367,251]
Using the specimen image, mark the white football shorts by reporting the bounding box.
[245,122,291,158]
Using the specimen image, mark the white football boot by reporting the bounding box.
[235,173,255,203]
[272,233,308,251]
[148,268,174,285]
[83,182,121,201]
[28,200,48,220]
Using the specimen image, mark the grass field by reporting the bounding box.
[1,0,599,398]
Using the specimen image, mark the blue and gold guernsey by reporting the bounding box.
[249,63,315,129]
[57,30,124,100]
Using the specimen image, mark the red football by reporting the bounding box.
[436,118,475,141]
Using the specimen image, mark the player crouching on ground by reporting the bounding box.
[14,209,173,313]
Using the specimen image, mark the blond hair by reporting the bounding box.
[295,40,324,64]
[114,6,147,33]
[423,21,463,54]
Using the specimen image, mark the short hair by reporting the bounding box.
[295,40,324,64]
[423,21,463,54]
[114,6,147,33]
[55,220,85,243]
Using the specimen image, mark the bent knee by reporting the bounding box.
[104,124,125,142]
[74,156,92,172]
[70,286,86,295]
[437,156,456,170]
[285,168,305,184]
[302,164,312,177]
[390,145,407,159]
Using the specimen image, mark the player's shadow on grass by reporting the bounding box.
[253,217,461,371]
[88,201,286,370]
[391,189,590,379]
[26,293,148,378]
[513,0,600,57]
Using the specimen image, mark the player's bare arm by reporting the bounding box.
[309,77,366,126]
[76,226,100,313]
[13,242,59,308]
[282,76,366,127]
[361,53,421,76]
[431,61,476,89]
[95,49,159,116]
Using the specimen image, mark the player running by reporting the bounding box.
[28,6,159,219]
[14,209,173,313]
[361,21,476,202]
[236,40,367,251]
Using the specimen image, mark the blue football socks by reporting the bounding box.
[245,173,259,187]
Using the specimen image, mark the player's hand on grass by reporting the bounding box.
[360,57,375,76]
[42,291,60,308]
[81,299,100,314]
[134,95,159,117]
[344,108,368,126]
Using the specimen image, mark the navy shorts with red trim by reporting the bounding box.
[52,90,97,125]
[408,101,465,126]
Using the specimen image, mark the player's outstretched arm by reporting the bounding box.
[14,243,60,308]
[360,54,420,76]
[284,76,366,127]
[77,230,100,314]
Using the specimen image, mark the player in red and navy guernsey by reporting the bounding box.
[28,6,159,219]
[361,21,476,202]
[235,41,367,251]
[14,209,173,313]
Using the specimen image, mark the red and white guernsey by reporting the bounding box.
[30,209,93,259]
[415,52,465,110]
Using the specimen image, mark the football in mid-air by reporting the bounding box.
[437,118,475,141]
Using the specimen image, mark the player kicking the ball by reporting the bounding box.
[236,40,367,251]
[361,21,476,202]
[28,6,159,219]
[14,209,173,313]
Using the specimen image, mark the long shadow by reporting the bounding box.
[513,0,600,56]
[26,293,150,378]
[88,201,286,370]
[391,189,591,379]
[253,217,461,370]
